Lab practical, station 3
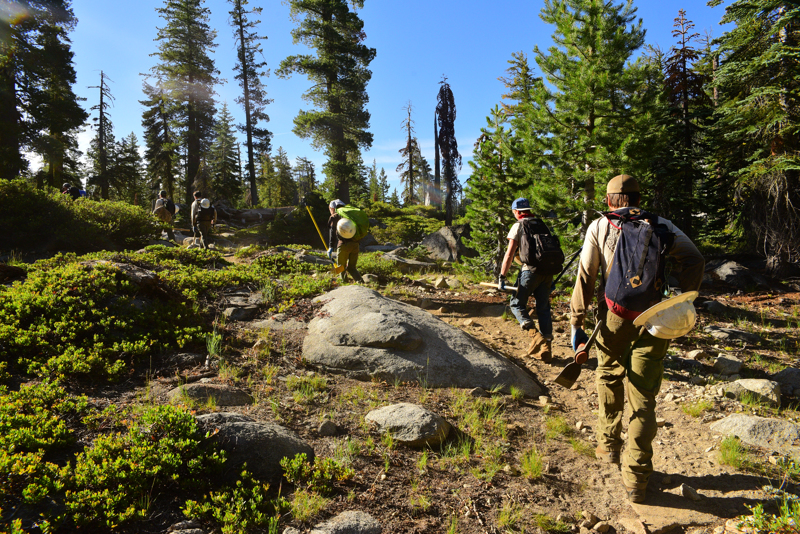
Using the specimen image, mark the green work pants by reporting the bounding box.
[337,240,362,282]
[595,309,670,490]
[198,221,213,249]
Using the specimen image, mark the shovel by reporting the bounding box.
[479,282,518,293]
[306,206,345,275]
[554,318,605,389]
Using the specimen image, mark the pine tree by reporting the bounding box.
[0,0,79,180]
[416,147,433,205]
[257,150,275,206]
[377,167,390,202]
[528,0,658,237]
[367,159,379,203]
[88,71,114,199]
[294,156,316,200]
[397,102,416,205]
[436,78,462,225]
[709,0,800,274]
[208,103,243,203]
[277,0,376,203]
[465,106,519,275]
[112,132,148,204]
[273,147,297,206]
[28,22,87,189]
[141,82,179,200]
[151,0,218,204]
[229,0,271,206]
[388,187,401,208]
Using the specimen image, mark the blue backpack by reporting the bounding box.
[604,208,675,320]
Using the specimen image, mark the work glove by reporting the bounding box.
[571,325,589,352]
[498,275,506,291]
[327,248,334,260]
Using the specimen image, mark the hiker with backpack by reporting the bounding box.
[190,191,217,249]
[328,199,367,282]
[569,174,704,504]
[498,197,565,362]
[152,190,177,242]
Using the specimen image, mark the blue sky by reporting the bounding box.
[69,0,728,195]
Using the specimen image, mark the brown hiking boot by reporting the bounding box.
[525,330,551,362]
[624,483,647,503]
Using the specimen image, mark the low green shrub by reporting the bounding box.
[0,382,86,507]
[370,215,444,246]
[357,253,401,279]
[280,453,354,494]
[182,469,286,534]
[0,179,160,252]
[67,405,225,528]
[0,261,204,380]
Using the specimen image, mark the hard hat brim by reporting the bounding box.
[633,291,699,327]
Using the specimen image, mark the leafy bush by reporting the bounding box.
[0,260,204,380]
[183,469,286,534]
[0,382,86,507]
[370,215,445,246]
[355,253,401,279]
[0,179,160,252]
[280,453,354,494]
[67,405,225,528]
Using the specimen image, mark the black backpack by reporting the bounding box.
[604,208,675,320]
[165,198,176,215]
[518,217,565,276]
[198,205,215,221]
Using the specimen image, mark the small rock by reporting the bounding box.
[462,318,475,327]
[690,375,707,386]
[468,387,490,398]
[539,396,551,406]
[434,277,448,289]
[576,421,584,430]
[713,355,743,376]
[169,521,202,531]
[318,420,338,436]
[663,393,675,402]
[503,464,520,476]
[252,339,268,351]
[581,511,599,524]
[686,349,710,360]
[418,298,434,310]
[593,522,611,533]
[769,456,780,465]
[437,306,450,313]
[656,418,666,427]
[679,483,703,501]
[556,514,571,524]
[705,446,714,453]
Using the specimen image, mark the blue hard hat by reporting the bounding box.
[511,197,531,211]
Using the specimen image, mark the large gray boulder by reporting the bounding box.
[196,413,314,483]
[421,224,477,262]
[710,414,800,458]
[772,367,800,396]
[706,260,771,290]
[724,379,781,406]
[310,511,381,534]
[365,403,451,447]
[303,286,542,397]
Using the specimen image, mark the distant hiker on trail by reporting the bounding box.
[191,191,217,250]
[328,199,366,283]
[498,197,564,362]
[152,190,176,242]
[61,182,80,201]
[569,174,705,504]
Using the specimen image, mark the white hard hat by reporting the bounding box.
[633,291,699,339]
[200,198,210,209]
[337,218,356,239]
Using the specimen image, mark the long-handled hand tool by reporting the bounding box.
[306,206,345,275]
[551,246,582,291]
[554,318,604,389]
[478,282,518,293]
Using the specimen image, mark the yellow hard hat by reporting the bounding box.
[633,291,699,339]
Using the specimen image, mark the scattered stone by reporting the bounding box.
[433,277,449,289]
[365,403,451,448]
[168,520,203,532]
[303,287,542,396]
[664,393,675,402]
[724,379,781,406]
[283,528,301,534]
[710,414,800,457]
[704,300,735,316]
[539,396,550,406]
[382,249,437,273]
[166,353,205,367]
[656,418,666,427]
[690,375,707,386]
[503,464,520,476]
[469,387,490,398]
[223,306,259,321]
[362,273,381,284]
[772,367,800,396]
[309,510,381,534]
[713,355,744,376]
[446,278,462,289]
[556,514,571,524]
[704,325,761,344]
[418,298,434,310]
[686,349,710,360]
[576,421,584,430]
[593,522,611,533]
[462,319,475,327]
[420,225,477,263]
[196,413,314,484]
[707,260,772,291]
[581,511,599,524]
[680,483,703,501]
[318,420,338,436]
[168,383,252,406]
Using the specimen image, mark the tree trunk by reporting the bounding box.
[434,111,441,209]
[0,62,23,180]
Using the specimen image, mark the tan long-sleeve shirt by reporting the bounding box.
[570,213,705,327]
